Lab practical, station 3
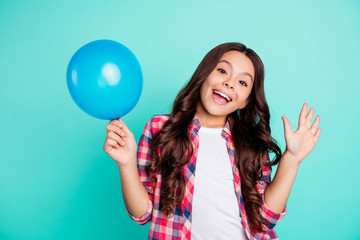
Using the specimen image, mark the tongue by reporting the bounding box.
[213,92,228,104]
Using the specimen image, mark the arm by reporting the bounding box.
[119,160,152,224]
[258,103,321,230]
[123,117,155,225]
[256,153,287,231]
[263,151,299,214]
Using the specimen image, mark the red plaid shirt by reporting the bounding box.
[126,114,287,240]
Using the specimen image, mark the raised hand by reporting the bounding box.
[281,103,322,164]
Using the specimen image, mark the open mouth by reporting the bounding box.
[212,90,232,103]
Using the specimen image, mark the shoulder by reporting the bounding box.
[148,114,170,125]
[145,114,170,135]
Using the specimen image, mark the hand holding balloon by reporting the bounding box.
[66,39,143,120]
[103,118,137,166]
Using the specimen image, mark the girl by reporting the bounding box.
[103,42,321,240]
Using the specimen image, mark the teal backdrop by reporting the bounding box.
[1,0,359,239]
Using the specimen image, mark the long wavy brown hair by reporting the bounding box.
[145,42,282,233]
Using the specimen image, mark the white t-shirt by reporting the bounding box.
[191,126,248,240]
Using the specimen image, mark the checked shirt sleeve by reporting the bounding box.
[126,116,155,225]
[256,153,287,231]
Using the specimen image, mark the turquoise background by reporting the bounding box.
[1,0,359,239]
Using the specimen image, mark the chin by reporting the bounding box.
[206,107,233,117]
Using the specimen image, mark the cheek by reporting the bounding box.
[206,75,218,85]
[199,82,210,98]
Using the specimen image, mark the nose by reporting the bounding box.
[223,80,234,90]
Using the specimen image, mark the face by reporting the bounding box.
[196,50,255,127]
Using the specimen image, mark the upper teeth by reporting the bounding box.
[214,90,231,101]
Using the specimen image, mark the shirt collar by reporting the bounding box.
[188,113,232,140]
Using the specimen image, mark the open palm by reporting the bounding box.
[282,103,322,164]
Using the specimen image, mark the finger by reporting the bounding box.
[108,131,125,145]
[106,124,125,138]
[106,123,117,133]
[109,118,124,127]
[109,119,121,127]
[306,107,315,128]
[310,115,320,135]
[298,103,308,129]
[105,138,121,149]
[314,128,322,143]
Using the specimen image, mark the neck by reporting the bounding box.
[195,112,226,128]
[201,122,225,128]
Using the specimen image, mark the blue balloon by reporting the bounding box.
[66,39,143,120]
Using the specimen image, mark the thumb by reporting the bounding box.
[118,118,133,136]
[282,116,293,136]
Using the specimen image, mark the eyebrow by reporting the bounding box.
[218,59,254,83]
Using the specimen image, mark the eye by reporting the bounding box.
[217,68,227,75]
[239,81,247,87]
